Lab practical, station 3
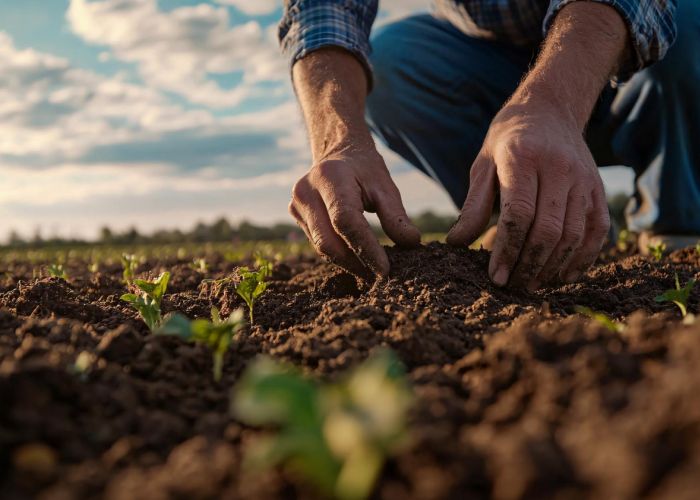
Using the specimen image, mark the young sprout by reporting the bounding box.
[232,350,412,500]
[696,242,700,255]
[121,254,139,284]
[235,258,272,324]
[159,307,245,381]
[647,241,666,262]
[190,257,209,273]
[655,272,696,318]
[46,264,68,280]
[120,272,170,331]
[574,306,624,332]
[616,229,633,252]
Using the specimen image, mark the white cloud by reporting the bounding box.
[66,0,288,108]
[215,0,279,16]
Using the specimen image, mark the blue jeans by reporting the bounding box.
[366,0,700,234]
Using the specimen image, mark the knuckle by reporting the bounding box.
[329,209,354,234]
[535,220,563,246]
[312,161,338,181]
[502,197,536,222]
[291,178,310,201]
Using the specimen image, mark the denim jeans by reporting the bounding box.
[366,0,700,234]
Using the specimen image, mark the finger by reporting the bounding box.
[368,180,421,248]
[488,156,538,287]
[319,187,391,277]
[532,187,588,288]
[560,183,610,282]
[510,168,569,291]
[446,156,497,246]
[290,187,368,277]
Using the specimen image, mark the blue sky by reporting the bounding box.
[0,0,631,241]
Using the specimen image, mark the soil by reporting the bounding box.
[1,242,700,500]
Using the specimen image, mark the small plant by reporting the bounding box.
[232,350,412,500]
[695,242,700,255]
[120,272,170,331]
[159,307,246,381]
[46,263,68,280]
[190,257,209,273]
[121,254,139,284]
[616,229,633,252]
[575,306,624,332]
[655,273,696,318]
[647,241,666,262]
[235,258,272,323]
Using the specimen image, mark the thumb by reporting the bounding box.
[371,182,421,248]
[446,157,497,246]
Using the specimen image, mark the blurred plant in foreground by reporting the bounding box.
[231,350,412,500]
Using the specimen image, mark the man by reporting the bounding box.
[279,0,696,291]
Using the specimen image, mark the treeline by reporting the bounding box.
[4,211,458,249]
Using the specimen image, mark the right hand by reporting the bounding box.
[289,148,421,278]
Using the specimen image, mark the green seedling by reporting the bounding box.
[232,350,412,500]
[616,229,633,252]
[120,272,170,331]
[121,254,139,284]
[655,273,696,318]
[47,263,68,280]
[695,242,700,255]
[648,242,666,262]
[159,307,245,381]
[235,258,272,323]
[190,257,209,273]
[575,306,624,333]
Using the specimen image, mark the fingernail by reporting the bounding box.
[491,265,509,287]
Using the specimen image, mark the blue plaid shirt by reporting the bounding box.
[279,0,677,82]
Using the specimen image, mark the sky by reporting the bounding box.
[0,0,633,241]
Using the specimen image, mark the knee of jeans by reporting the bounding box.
[366,23,413,134]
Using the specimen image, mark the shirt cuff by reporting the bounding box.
[278,1,377,89]
[543,0,678,82]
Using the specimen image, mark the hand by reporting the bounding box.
[447,98,610,290]
[289,148,421,277]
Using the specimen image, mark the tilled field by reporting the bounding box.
[1,242,700,499]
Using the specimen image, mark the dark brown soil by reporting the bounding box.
[1,242,700,500]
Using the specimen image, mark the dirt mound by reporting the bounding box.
[0,243,699,499]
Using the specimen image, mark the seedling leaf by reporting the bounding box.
[235,258,272,324]
[574,306,624,332]
[655,273,695,318]
[647,242,666,262]
[47,264,68,280]
[232,350,412,500]
[158,307,245,381]
[121,272,170,331]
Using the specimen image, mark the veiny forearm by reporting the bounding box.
[512,2,629,131]
[292,48,375,162]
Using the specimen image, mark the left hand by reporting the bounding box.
[446,95,610,291]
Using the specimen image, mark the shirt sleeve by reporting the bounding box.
[278,0,379,86]
[543,0,678,81]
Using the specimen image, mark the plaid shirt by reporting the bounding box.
[279,0,677,82]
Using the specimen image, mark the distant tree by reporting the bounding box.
[99,226,114,243]
[7,230,24,247]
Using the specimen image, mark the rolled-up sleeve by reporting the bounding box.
[278,0,379,84]
[543,0,678,80]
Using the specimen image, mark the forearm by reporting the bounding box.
[512,2,629,131]
[292,48,375,163]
